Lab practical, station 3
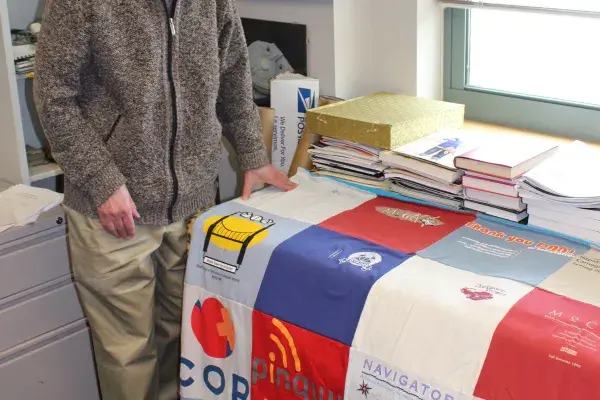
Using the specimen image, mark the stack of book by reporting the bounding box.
[519,140,600,243]
[12,35,37,75]
[378,131,477,209]
[15,57,35,75]
[26,145,52,168]
[309,137,387,188]
[455,139,559,222]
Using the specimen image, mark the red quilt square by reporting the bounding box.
[251,310,349,400]
[474,288,600,400]
[319,197,475,253]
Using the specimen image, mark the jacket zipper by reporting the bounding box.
[161,0,179,224]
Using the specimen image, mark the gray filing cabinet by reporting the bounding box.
[0,205,100,399]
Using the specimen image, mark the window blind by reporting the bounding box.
[438,0,600,16]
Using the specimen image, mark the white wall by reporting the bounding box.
[331,0,371,99]
[332,0,443,99]
[417,0,444,99]
[220,0,444,201]
[236,0,336,96]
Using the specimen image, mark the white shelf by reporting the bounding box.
[29,162,62,182]
[0,0,55,188]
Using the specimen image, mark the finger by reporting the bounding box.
[272,174,298,192]
[131,201,141,220]
[282,182,298,191]
[122,212,136,238]
[241,175,254,201]
[112,216,128,239]
[282,179,299,191]
[102,219,118,238]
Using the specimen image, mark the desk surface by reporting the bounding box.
[464,119,600,147]
[0,181,65,245]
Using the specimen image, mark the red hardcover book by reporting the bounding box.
[462,175,519,198]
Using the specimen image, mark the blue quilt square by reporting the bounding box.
[254,226,413,345]
[418,218,589,286]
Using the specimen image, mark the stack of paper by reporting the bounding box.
[519,141,600,243]
[379,130,478,209]
[309,137,388,188]
[0,184,63,233]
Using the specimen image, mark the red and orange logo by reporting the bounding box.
[265,317,302,383]
[191,297,236,359]
[251,311,348,399]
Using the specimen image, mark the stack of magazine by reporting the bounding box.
[378,131,477,209]
[519,140,600,243]
[309,137,387,188]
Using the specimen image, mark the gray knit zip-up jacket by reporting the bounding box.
[34,0,268,226]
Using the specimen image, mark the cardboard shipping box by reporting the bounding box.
[270,74,320,175]
[287,96,343,177]
[305,92,465,150]
[258,107,275,161]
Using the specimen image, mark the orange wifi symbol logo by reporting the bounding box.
[268,318,301,383]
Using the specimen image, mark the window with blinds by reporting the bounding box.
[442,0,600,140]
[439,0,600,15]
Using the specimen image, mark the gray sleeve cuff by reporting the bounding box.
[84,161,127,208]
[237,148,269,171]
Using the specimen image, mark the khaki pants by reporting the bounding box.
[66,207,204,400]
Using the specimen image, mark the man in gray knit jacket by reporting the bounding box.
[34,0,296,399]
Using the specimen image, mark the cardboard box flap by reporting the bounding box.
[258,107,275,161]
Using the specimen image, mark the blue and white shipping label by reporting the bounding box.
[270,75,319,175]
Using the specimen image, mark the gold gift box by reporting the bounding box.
[306,92,465,150]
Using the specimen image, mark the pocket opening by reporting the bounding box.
[104,115,122,143]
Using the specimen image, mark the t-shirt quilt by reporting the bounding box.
[182,175,597,400]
